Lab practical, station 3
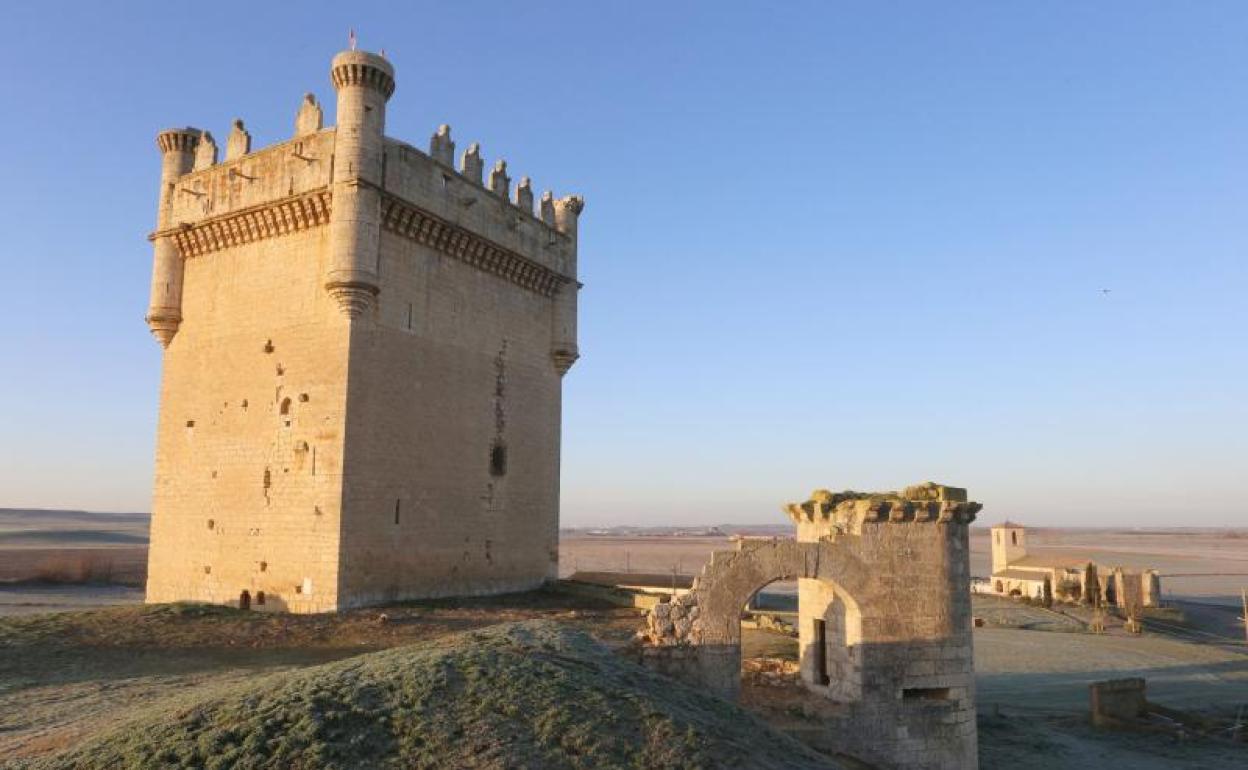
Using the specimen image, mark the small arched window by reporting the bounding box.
[1011,531,1018,546]
[280,397,292,416]
[256,590,266,606]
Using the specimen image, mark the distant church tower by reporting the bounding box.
[990,522,1027,574]
[143,48,583,612]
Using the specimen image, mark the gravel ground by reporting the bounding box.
[974,626,1248,713]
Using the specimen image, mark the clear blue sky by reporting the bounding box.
[0,2,1244,526]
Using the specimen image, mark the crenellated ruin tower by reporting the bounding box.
[144,48,583,613]
[640,482,982,770]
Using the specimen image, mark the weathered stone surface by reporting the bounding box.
[225,119,251,160]
[293,94,323,137]
[144,48,582,614]
[642,482,981,770]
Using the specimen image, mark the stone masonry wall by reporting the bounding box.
[334,229,562,605]
[640,484,980,770]
[146,227,349,613]
[145,49,579,613]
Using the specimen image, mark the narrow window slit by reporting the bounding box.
[490,443,507,477]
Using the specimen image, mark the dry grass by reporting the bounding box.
[0,547,147,586]
[30,555,118,585]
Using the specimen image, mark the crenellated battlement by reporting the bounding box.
[330,51,395,98]
[156,128,201,154]
[417,123,574,229]
[156,119,578,283]
[380,130,579,278]
[784,482,980,531]
[160,129,336,230]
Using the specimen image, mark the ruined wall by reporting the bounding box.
[641,484,981,770]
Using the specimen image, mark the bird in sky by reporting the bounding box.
[1101,288,1111,295]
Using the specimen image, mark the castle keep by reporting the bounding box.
[144,48,583,613]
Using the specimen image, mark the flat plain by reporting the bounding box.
[559,526,1248,605]
[2,510,1246,768]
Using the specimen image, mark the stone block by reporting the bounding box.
[1090,678,1147,727]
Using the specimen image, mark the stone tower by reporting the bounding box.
[143,48,583,613]
[990,521,1027,574]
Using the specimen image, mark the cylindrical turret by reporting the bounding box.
[324,50,395,317]
[146,128,200,347]
[551,195,584,375]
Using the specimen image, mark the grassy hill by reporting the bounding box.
[17,620,839,770]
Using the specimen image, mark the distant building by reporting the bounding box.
[988,523,1160,608]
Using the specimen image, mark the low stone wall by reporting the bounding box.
[643,591,702,645]
[1090,678,1147,727]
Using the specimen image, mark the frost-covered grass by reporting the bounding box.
[18,620,838,770]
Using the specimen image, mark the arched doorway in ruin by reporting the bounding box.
[736,574,865,706]
[681,539,866,704]
[740,578,800,693]
[794,576,863,702]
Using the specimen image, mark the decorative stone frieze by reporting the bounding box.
[380,194,572,297]
[160,189,332,259]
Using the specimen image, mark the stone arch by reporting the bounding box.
[695,539,809,646]
[644,538,871,700]
[693,539,872,646]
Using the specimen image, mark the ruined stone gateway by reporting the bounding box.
[641,483,981,770]
[143,48,582,612]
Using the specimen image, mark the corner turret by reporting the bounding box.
[550,195,584,374]
[146,127,201,347]
[324,49,395,317]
